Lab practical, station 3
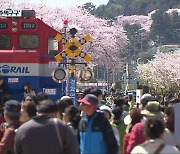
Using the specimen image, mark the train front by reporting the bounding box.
[0,9,65,101]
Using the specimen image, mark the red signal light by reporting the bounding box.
[63,20,68,25]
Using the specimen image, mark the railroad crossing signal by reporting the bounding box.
[53,26,93,106]
[54,33,92,63]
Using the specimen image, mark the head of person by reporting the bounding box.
[167,98,180,107]
[82,88,92,98]
[124,108,143,126]
[0,75,3,86]
[78,94,98,116]
[37,99,58,118]
[60,96,73,106]
[124,108,143,133]
[56,96,73,119]
[20,101,37,123]
[128,93,134,102]
[4,100,21,124]
[113,97,126,108]
[164,106,174,132]
[24,94,36,103]
[167,93,175,102]
[127,93,135,107]
[99,105,114,121]
[145,118,165,140]
[24,83,33,93]
[0,94,10,108]
[141,101,164,121]
[89,87,103,103]
[112,106,123,125]
[140,94,157,110]
[99,100,106,106]
[36,92,48,104]
[77,93,83,99]
[63,105,81,129]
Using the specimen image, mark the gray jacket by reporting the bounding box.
[14,115,79,154]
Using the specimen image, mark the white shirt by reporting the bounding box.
[131,138,180,154]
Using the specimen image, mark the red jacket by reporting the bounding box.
[126,122,146,154]
[0,116,5,140]
[123,133,131,154]
[0,127,15,154]
[0,121,21,154]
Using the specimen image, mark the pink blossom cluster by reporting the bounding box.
[137,51,180,92]
[115,15,152,32]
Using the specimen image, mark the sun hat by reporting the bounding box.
[99,105,114,121]
[141,101,164,118]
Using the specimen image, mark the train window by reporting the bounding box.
[48,37,58,57]
[0,34,10,49]
[19,34,39,49]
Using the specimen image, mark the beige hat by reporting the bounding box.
[141,101,164,118]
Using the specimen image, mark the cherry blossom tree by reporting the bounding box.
[114,14,153,66]
[136,51,180,93]
[115,15,152,32]
[0,0,127,70]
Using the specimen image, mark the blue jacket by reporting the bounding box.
[79,111,118,154]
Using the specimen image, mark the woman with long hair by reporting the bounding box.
[62,105,81,136]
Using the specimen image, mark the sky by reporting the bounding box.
[16,0,109,8]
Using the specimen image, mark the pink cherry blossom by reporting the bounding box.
[137,51,180,92]
[0,0,127,70]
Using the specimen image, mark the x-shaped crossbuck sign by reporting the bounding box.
[54,33,92,62]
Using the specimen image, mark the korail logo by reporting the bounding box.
[0,65,30,74]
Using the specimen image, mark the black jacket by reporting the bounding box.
[15,115,79,154]
[0,82,9,104]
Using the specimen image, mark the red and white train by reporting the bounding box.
[0,9,64,101]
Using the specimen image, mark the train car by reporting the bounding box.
[0,9,65,101]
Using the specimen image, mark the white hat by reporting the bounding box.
[124,115,132,125]
[60,96,71,100]
[99,105,114,121]
[141,93,151,99]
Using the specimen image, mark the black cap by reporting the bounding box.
[4,100,21,116]
[37,99,58,113]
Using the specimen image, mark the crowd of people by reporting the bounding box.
[0,74,180,154]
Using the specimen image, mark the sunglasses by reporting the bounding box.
[25,99,32,101]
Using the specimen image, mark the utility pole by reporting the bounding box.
[61,20,68,95]
[96,65,98,86]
